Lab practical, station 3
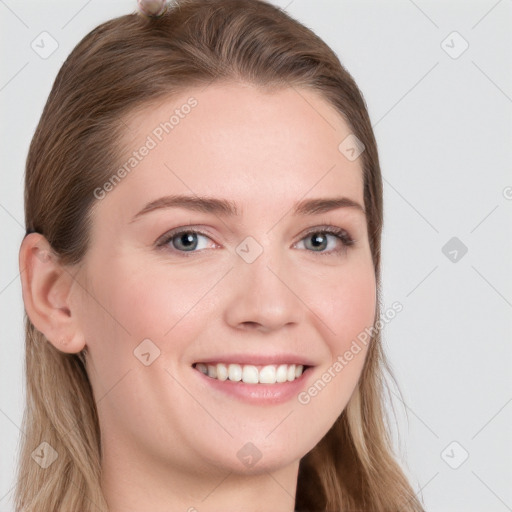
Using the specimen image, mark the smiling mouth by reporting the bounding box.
[192,362,311,384]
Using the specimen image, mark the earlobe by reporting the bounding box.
[19,233,86,354]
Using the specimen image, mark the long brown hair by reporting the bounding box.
[16,1,424,510]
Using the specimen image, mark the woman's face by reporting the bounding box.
[73,82,376,479]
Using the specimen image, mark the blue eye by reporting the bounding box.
[156,226,355,257]
[297,227,355,255]
[158,229,213,253]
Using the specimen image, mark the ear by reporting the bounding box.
[19,233,86,354]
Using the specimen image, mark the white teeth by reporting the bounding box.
[259,365,276,384]
[197,363,306,384]
[276,364,288,383]
[286,364,296,381]
[242,365,259,384]
[216,363,228,381]
[228,364,242,382]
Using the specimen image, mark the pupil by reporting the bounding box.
[177,232,196,250]
[311,233,326,250]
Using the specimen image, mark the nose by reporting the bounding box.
[222,242,304,333]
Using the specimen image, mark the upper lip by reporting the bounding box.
[192,353,315,367]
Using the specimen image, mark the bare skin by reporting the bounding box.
[20,82,376,512]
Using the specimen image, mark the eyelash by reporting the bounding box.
[156,225,356,257]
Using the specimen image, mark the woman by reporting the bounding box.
[16,0,425,510]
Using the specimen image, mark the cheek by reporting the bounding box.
[80,257,213,361]
[320,257,377,347]
[306,258,376,409]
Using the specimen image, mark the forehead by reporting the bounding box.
[104,82,364,219]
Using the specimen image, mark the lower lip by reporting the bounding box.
[192,366,314,405]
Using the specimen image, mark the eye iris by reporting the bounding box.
[174,232,198,251]
[309,233,327,251]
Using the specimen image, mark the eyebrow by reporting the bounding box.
[130,194,366,222]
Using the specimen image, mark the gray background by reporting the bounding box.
[1,1,511,510]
